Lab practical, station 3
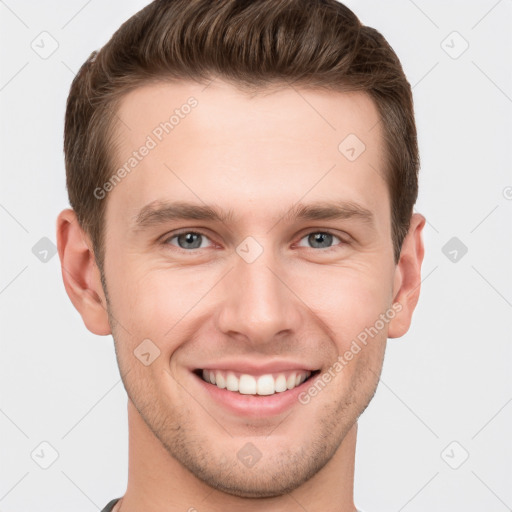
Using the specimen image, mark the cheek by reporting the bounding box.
[293,261,394,348]
[106,260,217,343]
[106,248,394,352]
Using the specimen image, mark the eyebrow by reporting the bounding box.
[132,199,375,230]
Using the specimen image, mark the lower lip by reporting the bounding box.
[193,372,317,418]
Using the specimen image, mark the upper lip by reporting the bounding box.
[193,360,319,375]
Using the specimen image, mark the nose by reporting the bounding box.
[215,242,303,346]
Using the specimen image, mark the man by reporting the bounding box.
[57,0,425,510]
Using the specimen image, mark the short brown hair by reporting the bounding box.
[64,0,419,270]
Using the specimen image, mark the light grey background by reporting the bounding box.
[1,1,511,511]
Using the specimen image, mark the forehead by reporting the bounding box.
[106,79,389,230]
[113,79,383,150]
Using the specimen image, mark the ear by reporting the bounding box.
[56,209,111,335]
[388,213,426,338]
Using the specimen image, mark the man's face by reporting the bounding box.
[101,79,399,497]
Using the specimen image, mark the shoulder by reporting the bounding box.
[100,498,121,512]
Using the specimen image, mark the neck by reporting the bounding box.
[117,400,358,512]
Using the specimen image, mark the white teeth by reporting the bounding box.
[256,375,275,395]
[275,374,287,392]
[216,372,226,389]
[201,369,312,395]
[226,372,239,392]
[239,374,257,394]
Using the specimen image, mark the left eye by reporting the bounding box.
[166,232,213,250]
[297,232,343,250]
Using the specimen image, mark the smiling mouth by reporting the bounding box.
[194,369,320,396]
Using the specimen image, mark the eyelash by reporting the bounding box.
[161,229,349,254]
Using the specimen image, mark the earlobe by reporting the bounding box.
[388,213,426,339]
[56,209,111,336]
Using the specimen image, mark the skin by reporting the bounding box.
[57,79,425,512]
